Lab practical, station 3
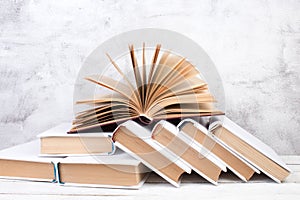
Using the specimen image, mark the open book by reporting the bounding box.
[70,44,223,133]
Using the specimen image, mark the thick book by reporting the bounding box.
[57,149,149,189]
[210,116,291,182]
[177,119,257,181]
[0,140,61,182]
[152,120,227,185]
[37,123,114,156]
[70,44,223,133]
[112,120,192,187]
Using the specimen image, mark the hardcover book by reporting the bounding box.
[38,123,114,156]
[178,119,257,181]
[209,116,291,182]
[0,140,62,182]
[152,120,227,185]
[57,149,149,189]
[112,120,191,187]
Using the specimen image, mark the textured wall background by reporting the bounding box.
[0,0,299,154]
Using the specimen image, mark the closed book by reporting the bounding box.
[152,120,226,185]
[112,120,191,187]
[37,123,114,156]
[0,140,61,182]
[178,119,257,181]
[57,149,149,189]
[210,116,291,182]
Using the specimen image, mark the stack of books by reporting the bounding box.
[0,44,291,188]
[0,123,149,189]
[0,117,291,188]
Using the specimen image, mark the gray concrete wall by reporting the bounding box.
[0,0,299,154]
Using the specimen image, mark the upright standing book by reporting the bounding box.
[0,140,61,182]
[210,116,291,182]
[112,120,191,187]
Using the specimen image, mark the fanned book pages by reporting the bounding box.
[70,44,223,133]
[209,116,291,183]
[0,140,63,182]
[37,123,114,156]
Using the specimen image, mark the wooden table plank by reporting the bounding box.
[0,156,299,199]
[0,181,299,200]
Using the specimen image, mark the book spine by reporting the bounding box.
[108,135,116,155]
[50,161,58,183]
[56,162,65,184]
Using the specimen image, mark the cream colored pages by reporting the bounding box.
[0,140,62,183]
[118,120,191,174]
[156,120,227,172]
[210,116,291,172]
[37,123,115,156]
[177,118,260,179]
[179,118,259,173]
[153,120,226,185]
[61,175,149,190]
[0,140,63,163]
[58,149,149,189]
[113,120,191,187]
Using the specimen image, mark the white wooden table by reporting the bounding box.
[0,156,299,200]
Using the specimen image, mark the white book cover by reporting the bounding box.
[37,123,113,138]
[113,120,192,187]
[0,140,63,182]
[37,123,115,156]
[154,120,226,185]
[57,149,149,189]
[60,149,145,166]
[178,118,260,181]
